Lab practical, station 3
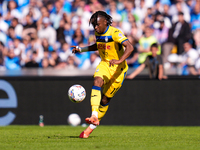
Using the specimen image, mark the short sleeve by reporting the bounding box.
[112,29,128,44]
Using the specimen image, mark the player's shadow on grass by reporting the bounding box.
[47,136,96,139]
[47,135,96,139]
[68,136,97,138]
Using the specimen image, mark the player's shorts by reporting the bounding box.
[93,61,128,98]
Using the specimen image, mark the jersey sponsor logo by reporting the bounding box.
[97,43,111,50]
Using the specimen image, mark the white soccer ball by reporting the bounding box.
[68,84,86,103]
[67,113,81,126]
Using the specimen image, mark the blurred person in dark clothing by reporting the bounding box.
[24,51,39,68]
[22,14,37,38]
[49,50,61,68]
[126,43,167,80]
[162,12,192,65]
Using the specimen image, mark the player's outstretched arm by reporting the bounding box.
[109,40,133,66]
[126,64,145,79]
[72,44,98,53]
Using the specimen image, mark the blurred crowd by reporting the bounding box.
[0,0,200,75]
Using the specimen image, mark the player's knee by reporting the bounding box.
[101,95,110,106]
[93,77,104,87]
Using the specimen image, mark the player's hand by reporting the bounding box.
[71,46,81,53]
[109,59,121,67]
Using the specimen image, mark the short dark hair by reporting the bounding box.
[89,11,112,28]
[151,43,158,49]
[178,11,184,16]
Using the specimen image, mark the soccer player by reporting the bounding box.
[72,11,133,138]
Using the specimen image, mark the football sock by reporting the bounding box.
[89,124,97,129]
[92,111,98,118]
[91,86,101,113]
[98,103,109,121]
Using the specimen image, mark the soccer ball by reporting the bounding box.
[67,113,81,126]
[68,84,86,103]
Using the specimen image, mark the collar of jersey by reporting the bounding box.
[102,26,109,34]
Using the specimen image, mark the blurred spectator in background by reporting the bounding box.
[74,42,90,70]
[38,17,56,46]
[22,0,41,21]
[88,52,101,69]
[24,51,39,68]
[13,38,25,57]
[120,0,135,35]
[10,17,23,38]
[162,4,172,27]
[29,37,44,64]
[66,55,78,70]
[168,41,198,75]
[106,1,121,23]
[169,0,190,23]
[50,0,64,30]
[0,41,5,68]
[22,14,37,38]
[162,11,192,67]
[181,42,198,75]
[58,42,71,62]
[129,21,142,41]
[5,47,21,70]
[37,6,49,28]
[190,2,200,32]
[0,29,7,46]
[72,28,87,46]
[41,38,53,52]
[41,57,50,68]
[49,50,61,68]
[6,26,16,47]
[153,16,169,45]
[186,0,196,13]
[56,19,66,44]
[172,42,199,75]
[193,29,200,52]
[138,26,158,64]
[126,35,139,68]
[134,0,147,24]
[64,22,73,44]
[3,0,21,24]
[0,12,9,33]
[126,43,167,80]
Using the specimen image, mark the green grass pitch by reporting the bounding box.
[0,125,200,150]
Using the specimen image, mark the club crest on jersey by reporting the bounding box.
[105,36,108,42]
